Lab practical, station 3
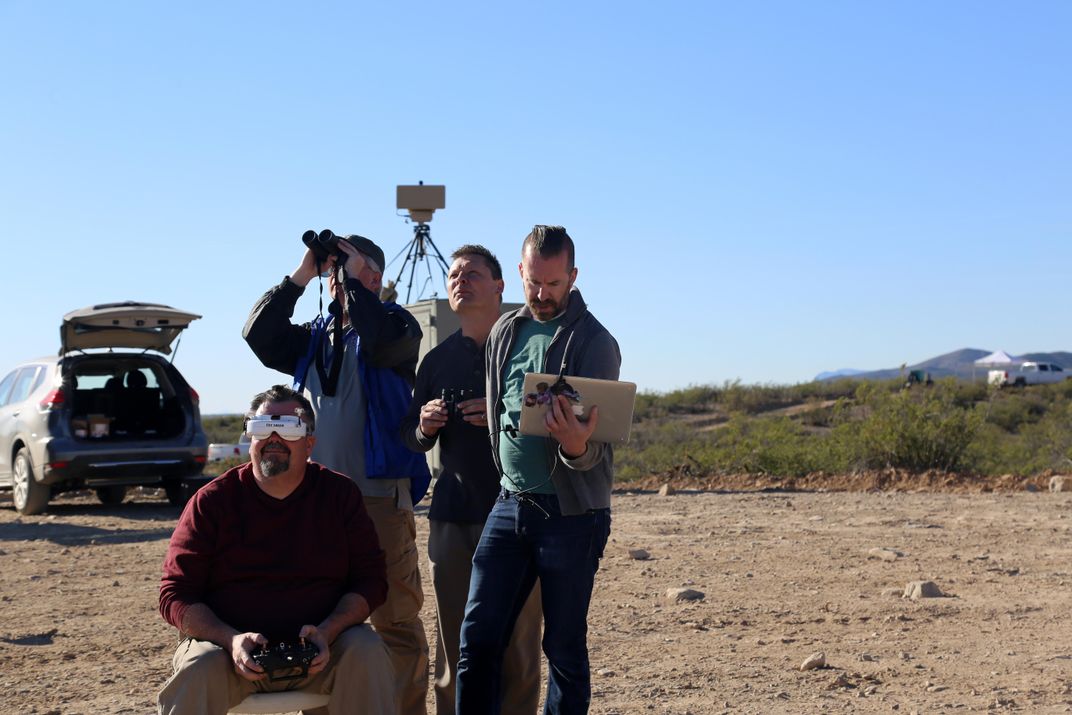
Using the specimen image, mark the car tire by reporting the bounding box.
[12,448,49,515]
[163,479,190,508]
[95,485,127,505]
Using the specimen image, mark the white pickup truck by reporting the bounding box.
[988,362,1070,387]
[207,433,251,461]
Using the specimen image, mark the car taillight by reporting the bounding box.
[195,455,207,464]
[40,389,65,410]
[189,387,200,403]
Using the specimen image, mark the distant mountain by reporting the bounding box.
[813,368,867,381]
[816,349,1072,382]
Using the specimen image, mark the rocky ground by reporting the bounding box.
[2,475,1071,714]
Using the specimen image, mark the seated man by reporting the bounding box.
[157,384,394,714]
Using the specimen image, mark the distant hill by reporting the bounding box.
[814,368,867,381]
[817,349,1072,382]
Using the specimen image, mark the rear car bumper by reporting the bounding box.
[40,438,207,486]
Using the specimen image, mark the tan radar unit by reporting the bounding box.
[391,182,450,303]
[396,182,445,223]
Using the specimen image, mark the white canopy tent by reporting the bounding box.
[974,350,1017,366]
[973,350,1018,382]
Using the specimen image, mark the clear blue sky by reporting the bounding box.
[2,2,1069,414]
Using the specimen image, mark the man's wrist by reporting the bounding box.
[560,442,588,460]
[289,269,314,288]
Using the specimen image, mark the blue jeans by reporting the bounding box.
[455,491,611,715]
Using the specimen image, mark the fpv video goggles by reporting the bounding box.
[245,415,311,441]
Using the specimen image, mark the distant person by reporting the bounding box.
[157,385,394,714]
[455,225,621,714]
[401,245,542,715]
[243,234,432,715]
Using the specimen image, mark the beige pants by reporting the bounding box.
[363,494,430,715]
[157,624,394,714]
[428,519,542,715]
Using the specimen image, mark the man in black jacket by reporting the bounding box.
[244,236,431,715]
[402,245,541,715]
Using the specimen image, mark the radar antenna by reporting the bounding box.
[387,182,449,304]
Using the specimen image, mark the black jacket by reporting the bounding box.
[401,330,499,523]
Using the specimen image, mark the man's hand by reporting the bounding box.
[419,398,449,437]
[457,397,488,428]
[336,239,368,277]
[546,395,598,458]
[298,625,331,676]
[230,632,268,682]
[291,247,336,288]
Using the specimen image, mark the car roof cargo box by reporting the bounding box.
[61,301,202,355]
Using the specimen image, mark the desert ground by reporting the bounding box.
[2,474,1071,714]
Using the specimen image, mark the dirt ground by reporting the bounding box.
[2,475,1071,714]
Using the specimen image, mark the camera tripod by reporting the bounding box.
[386,222,450,304]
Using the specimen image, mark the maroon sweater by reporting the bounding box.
[159,462,387,643]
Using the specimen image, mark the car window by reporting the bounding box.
[1040,364,1050,372]
[30,366,47,393]
[1054,365,1064,373]
[76,374,111,389]
[0,370,17,407]
[130,367,160,388]
[9,367,40,405]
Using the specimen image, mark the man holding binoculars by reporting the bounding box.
[244,231,432,715]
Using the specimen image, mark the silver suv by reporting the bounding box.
[0,302,209,514]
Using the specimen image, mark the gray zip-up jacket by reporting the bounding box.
[486,288,621,515]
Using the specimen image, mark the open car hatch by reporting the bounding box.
[61,301,202,355]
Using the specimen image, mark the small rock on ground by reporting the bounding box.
[800,651,826,671]
[903,580,944,599]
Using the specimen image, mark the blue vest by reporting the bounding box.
[294,312,431,505]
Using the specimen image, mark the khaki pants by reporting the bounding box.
[157,624,394,714]
[428,519,541,715]
[363,494,430,715]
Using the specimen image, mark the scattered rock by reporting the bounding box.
[1050,475,1072,492]
[667,587,704,602]
[658,484,675,496]
[800,651,826,671]
[826,673,852,690]
[881,587,903,598]
[868,547,902,561]
[627,548,651,560]
[1025,483,1039,493]
[903,580,944,599]
[595,667,616,677]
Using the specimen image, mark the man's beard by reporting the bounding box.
[528,294,565,321]
[259,444,291,477]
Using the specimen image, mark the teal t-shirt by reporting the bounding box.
[498,317,561,494]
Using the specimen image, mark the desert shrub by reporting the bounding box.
[840,379,986,472]
[972,402,1072,475]
[985,391,1048,433]
[711,416,844,477]
[616,420,720,481]
[202,414,245,444]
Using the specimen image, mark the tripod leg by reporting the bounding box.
[392,237,421,291]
